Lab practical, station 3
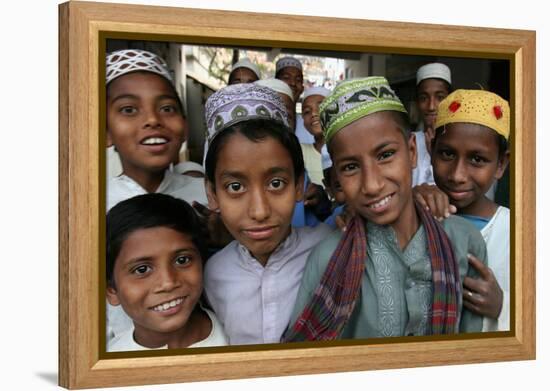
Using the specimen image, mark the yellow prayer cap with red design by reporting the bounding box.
[435,89,510,140]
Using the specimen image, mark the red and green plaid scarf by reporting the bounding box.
[283,202,462,342]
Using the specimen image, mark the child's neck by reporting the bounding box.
[389,199,420,250]
[133,307,210,349]
[251,226,292,267]
[122,167,166,193]
[458,196,498,219]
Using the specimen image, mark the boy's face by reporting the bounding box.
[330,112,417,229]
[302,94,324,138]
[277,66,304,102]
[107,71,186,177]
[431,123,509,216]
[206,132,303,266]
[416,78,450,130]
[228,68,258,85]
[107,227,202,340]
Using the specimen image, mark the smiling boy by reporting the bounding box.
[412,63,452,186]
[105,49,208,343]
[300,86,331,187]
[431,89,510,331]
[285,77,488,341]
[202,84,331,345]
[106,194,227,351]
[106,49,207,211]
[227,58,260,85]
[275,56,304,103]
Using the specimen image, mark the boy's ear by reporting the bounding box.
[205,179,220,211]
[408,133,418,169]
[106,285,121,306]
[495,150,510,180]
[295,174,305,202]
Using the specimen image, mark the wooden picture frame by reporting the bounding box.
[59,1,536,388]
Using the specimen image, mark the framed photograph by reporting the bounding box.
[59,0,536,388]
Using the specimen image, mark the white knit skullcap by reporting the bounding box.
[416,63,452,85]
[303,86,331,100]
[255,78,294,102]
[230,58,261,79]
[275,56,303,73]
[106,49,173,85]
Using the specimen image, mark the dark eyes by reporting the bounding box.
[378,150,395,161]
[119,106,137,115]
[226,182,244,194]
[175,255,191,266]
[438,150,455,160]
[117,103,178,115]
[341,163,359,172]
[130,255,192,276]
[226,179,286,193]
[470,155,489,165]
[268,178,286,191]
[160,104,178,113]
[437,149,489,165]
[132,265,151,275]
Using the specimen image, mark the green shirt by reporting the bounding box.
[289,215,488,339]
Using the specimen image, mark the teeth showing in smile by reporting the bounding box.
[368,194,392,209]
[142,137,168,145]
[152,297,183,312]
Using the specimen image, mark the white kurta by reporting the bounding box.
[411,129,435,187]
[108,307,228,352]
[481,206,510,331]
[204,224,333,345]
[107,169,207,212]
[300,143,324,187]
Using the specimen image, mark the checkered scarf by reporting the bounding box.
[283,203,461,341]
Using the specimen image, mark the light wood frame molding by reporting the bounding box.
[59,1,536,388]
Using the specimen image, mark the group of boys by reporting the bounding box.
[104,48,510,352]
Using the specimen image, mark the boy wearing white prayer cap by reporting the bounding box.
[413,62,453,186]
[228,58,261,85]
[300,86,331,187]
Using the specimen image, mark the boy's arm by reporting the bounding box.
[463,254,503,320]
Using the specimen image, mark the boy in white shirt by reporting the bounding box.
[107,194,228,351]
[202,84,332,345]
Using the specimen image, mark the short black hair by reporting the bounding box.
[433,124,509,158]
[204,118,305,188]
[106,193,206,288]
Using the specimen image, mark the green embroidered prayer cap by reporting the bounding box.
[320,76,407,143]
